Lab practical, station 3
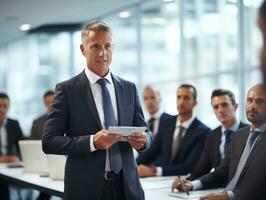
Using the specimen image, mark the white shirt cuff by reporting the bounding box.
[90,135,97,152]
[191,180,203,190]
[227,191,235,200]
[156,167,163,176]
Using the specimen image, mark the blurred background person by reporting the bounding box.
[0,92,24,200]
[30,90,54,200]
[142,85,171,137]
[30,90,54,140]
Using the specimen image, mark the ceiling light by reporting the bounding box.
[119,11,131,18]
[163,0,174,2]
[20,24,31,31]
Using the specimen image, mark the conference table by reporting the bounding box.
[0,163,222,199]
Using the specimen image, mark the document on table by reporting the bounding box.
[168,188,223,199]
[108,126,146,136]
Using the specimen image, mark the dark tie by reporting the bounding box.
[148,117,156,133]
[171,125,184,161]
[224,129,233,155]
[225,130,262,191]
[97,78,122,174]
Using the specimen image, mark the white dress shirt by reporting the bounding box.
[0,118,8,155]
[84,67,118,171]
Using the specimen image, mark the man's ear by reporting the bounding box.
[234,103,239,111]
[80,44,85,56]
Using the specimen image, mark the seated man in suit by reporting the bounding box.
[142,85,172,137]
[30,90,54,140]
[0,92,24,200]
[137,84,210,177]
[172,83,266,200]
[187,89,247,181]
[30,90,54,200]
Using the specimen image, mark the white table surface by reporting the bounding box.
[0,164,223,199]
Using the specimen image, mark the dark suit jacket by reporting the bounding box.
[42,71,152,200]
[30,114,47,140]
[149,112,172,136]
[4,118,23,156]
[199,126,266,200]
[137,115,210,176]
[188,122,247,181]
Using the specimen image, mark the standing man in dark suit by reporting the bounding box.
[187,89,247,181]
[172,84,266,200]
[42,21,152,200]
[30,90,54,140]
[137,84,210,177]
[0,92,24,200]
[142,85,172,137]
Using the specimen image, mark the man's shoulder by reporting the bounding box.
[6,118,20,128]
[160,112,172,121]
[191,118,211,132]
[33,114,47,124]
[111,73,134,86]
[57,71,85,87]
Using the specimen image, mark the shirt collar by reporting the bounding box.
[0,118,7,127]
[150,110,162,120]
[250,123,266,133]
[176,115,195,129]
[84,67,113,86]
[222,120,240,133]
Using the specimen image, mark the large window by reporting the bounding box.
[0,0,264,135]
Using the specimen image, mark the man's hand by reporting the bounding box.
[93,129,121,150]
[127,132,147,150]
[137,164,156,177]
[0,156,20,163]
[199,192,229,200]
[171,177,192,192]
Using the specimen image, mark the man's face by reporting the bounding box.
[143,89,160,116]
[80,30,113,77]
[176,87,196,116]
[211,95,237,127]
[44,94,54,113]
[246,85,266,127]
[0,98,9,122]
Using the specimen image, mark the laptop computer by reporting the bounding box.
[18,140,49,174]
[46,154,66,180]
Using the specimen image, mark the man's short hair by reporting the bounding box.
[0,92,9,101]
[178,84,197,100]
[43,90,54,99]
[81,20,112,44]
[211,89,236,105]
[143,85,161,98]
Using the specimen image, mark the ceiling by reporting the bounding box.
[0,0,141,46]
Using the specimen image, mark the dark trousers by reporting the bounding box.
[0,179,10,200]
[101,171,125,200]
[37,192,51,200]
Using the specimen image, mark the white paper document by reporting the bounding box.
[168,188,223,200]
[108,126,146,136]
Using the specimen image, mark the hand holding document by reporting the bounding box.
[108,126,146,136]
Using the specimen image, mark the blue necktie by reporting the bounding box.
[97,78,122,174]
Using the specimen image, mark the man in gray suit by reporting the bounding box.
[30,90,54,140]
[172,84,266,200]
[42,21,152,200]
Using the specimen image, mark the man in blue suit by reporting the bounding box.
[137,84,210,177]
[142,85,172,137]
[42,21,152,200]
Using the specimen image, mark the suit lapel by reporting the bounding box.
[238,132,266,180]
[112,74,123,126]
[77,71,102,129]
